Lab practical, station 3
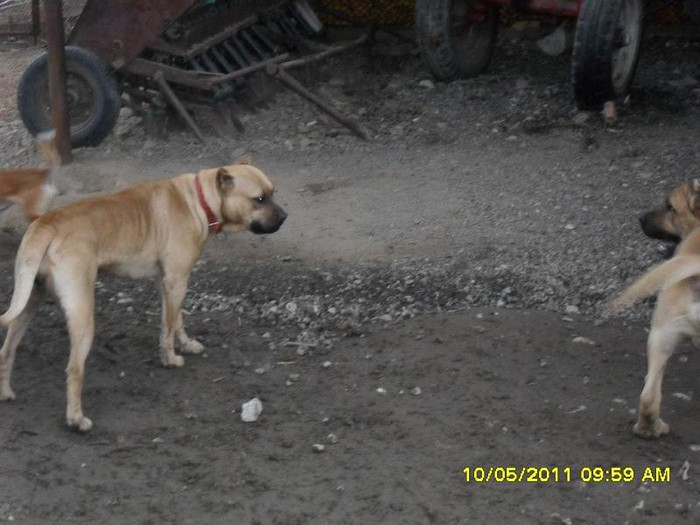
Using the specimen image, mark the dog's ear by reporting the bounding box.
[235,154,252,165]
[216,168,235,191]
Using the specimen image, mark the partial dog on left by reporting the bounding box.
[0,131,58,221]
[609,178,700,438]
[0,156,286,432]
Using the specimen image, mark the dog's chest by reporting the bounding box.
[104,256,160,279]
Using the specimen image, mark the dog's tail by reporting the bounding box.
[0,224,54,326]
[608,255,700,315]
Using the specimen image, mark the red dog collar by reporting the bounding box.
[195,174,222,234]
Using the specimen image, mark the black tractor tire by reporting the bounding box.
[17,46,121,148]
[572,0,645,110]
[415,0,499,82]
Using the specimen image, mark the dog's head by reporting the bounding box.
[640,179,700,243]
[208,156,287,234]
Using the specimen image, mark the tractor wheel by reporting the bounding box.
[415,0,499,81]
[572,0,645,109]
[17,46,121,148]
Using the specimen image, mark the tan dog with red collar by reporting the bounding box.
[0,156,286,432]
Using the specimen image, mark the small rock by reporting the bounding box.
[673,392,692,402]
[565,305,580,314]
[565,223,576,230]
[572,336,596,345]
[241,397,263,422]
[281,255,292,262]
[152,437,164,443]
[572,112,591,126]
[378,314,392,322]
[322,361,332,368]
[285,302,298,313]
[433,336,444,344]
[327,433,339,444]
[376,387,387,394]
[419,79,435,89]
[312,443,326,453]
[411,387,422,396]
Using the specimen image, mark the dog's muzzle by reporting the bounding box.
[639,212,680,244]
[250,205,287,234]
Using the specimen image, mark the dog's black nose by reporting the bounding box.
[277,207,288,224]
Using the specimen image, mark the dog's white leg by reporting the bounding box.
[634,327,677,438]
[159,273,190,368]
[53,263,96,432]
[0,285,43,400]
[175,310,204,354]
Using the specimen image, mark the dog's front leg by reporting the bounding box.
[175,310,204,354]
[159,271,191,368]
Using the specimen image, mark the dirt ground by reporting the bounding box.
[0,22,700,524]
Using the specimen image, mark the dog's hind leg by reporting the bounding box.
[53,261,96,432]
[175,310,204,355]
[0,284,43,400]
[633,327,678,438]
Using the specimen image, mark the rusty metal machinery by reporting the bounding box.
[18,0,367,147]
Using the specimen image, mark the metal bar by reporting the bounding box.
[281,32,369,70]
[44,0,71,163]
[200,52,224,73]
[126,58,214,90]
[231,37,256,65]
[241,28,269,59]
[265,64,368,140]
[250,25,280,54]
[154,71,207,145]
[208,53,290,85]
[210,46,235,73]
[31,0,40,44]
[189,58,207,72]
[222,40,247,68]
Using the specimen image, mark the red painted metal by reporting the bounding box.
[488,0,581,17]
[67,0,199,69]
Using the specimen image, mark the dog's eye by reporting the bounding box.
[256,196,265,204]
[666,200,674,211]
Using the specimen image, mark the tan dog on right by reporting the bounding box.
[609,179,700,438]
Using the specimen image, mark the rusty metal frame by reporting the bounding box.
[488,0,582,17]
[68,0,200,69]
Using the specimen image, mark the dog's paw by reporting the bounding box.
[633,418,670,438]
[181,339,204,354]
[0,387,16,401]
[162,354,185,368]
[67,415,93,433]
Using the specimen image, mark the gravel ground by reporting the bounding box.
[0,26,699,524]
